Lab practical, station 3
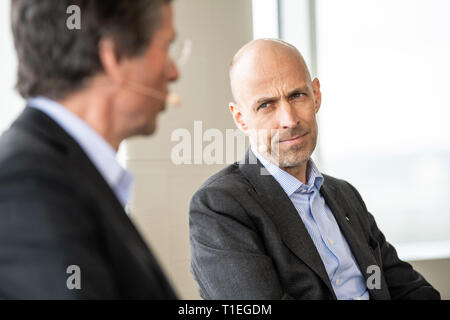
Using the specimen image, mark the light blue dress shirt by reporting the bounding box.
[251,145,369,300]
[27,96,134,208]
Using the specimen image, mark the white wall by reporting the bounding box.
[314,0,450,249]
[0,0,23,134]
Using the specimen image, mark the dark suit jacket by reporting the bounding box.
[0,107,176,299]
[189,150,440,300]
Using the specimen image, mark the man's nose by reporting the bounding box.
[277,100,298,128]
[168,58,179,82]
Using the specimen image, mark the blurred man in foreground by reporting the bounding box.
[189,39,440,300]
[0,0,178,299]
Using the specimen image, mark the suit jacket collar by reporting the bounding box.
[15,105,72,153]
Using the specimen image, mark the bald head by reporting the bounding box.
[227,38,322,170]
[230,39,312,105]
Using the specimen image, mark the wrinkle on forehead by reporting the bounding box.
[229,39,312,106]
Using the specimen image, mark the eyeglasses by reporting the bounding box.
[169,39,192,67]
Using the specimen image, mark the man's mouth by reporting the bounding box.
[279,132,308,144]
[279,133,308,145]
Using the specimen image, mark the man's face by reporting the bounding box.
[231,46,321,168]
[118,4,179,136]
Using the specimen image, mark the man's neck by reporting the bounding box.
[283,161,308,185]
[58,92,122,151]
[254,145,309,184]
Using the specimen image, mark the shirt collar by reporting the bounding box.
[27,96,134,207]
[250,144,324,197]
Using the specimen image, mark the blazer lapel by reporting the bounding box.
[239,150,336,297]
[320,179,390,299]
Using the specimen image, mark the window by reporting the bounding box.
[252,0,279,40]
[0,0,22,134]
[254,0,450,260]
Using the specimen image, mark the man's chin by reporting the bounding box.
[273,149,313,168]
[136,120,157,137]
[142,111,162,136]
[279,158,309,168]
[147,122,158,135]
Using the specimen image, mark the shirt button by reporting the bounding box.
[335,278,340,285]
[328,239,335,245]
[356,297,362,300]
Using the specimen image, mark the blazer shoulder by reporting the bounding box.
[190,162,255,217]
[0,123,69,178]
[196,162,252,195]
[323,173,349,186]
[323,173,359,193]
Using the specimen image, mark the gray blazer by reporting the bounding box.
[189,150,440,300]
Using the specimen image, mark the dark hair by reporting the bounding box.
[10,0,172,100]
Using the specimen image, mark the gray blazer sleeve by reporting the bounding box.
[189,185,294,300]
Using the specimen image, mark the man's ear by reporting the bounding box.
[312,78,322,113]
[229,102,249,134]
[98,38,126,86]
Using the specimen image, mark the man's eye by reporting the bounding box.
[257,102,269,111]
[291,92,305,99]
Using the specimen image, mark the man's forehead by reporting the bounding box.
[245,79,307,103]
[230,40,310,102]
[231,39,304,73]
[233,61,308,99]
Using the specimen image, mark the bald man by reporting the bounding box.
[188,39,440,300]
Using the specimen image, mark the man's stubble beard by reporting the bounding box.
[270,128,318,168]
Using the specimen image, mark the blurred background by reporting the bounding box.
[1,0,449,299]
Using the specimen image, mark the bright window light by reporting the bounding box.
[252,0,279,39]
[255,0,450,260]
[0,1,22,134]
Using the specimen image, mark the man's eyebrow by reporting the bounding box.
[253,96,278,108]
[286,86,309,96]
[252,86,310,108]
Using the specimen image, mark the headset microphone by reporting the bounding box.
[126,81,182,107]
